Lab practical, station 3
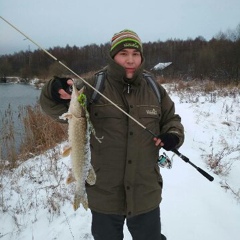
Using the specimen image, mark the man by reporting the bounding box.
[40,29,184,240]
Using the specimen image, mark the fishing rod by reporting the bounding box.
[0,16,214,182]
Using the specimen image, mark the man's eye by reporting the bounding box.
[134,52,141,56]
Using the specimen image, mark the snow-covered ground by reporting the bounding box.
[1,85,240,240]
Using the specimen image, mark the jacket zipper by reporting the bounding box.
[127,84,131,94]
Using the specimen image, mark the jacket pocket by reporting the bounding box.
[138,105,161,132]
[90,104,127,144]
[91,104,125,119]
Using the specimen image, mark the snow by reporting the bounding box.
[152,62,172,70]
[1,85,240,240]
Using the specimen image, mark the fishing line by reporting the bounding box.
[1,16,214,182]
[0,16,146,130]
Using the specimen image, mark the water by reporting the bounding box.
[0,83,40,113]
[0,83,41,159]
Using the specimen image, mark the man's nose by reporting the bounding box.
[126,55,134,63]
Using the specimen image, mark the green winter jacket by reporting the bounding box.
[40,56,184,217]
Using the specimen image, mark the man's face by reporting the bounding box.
[114,48,142,79]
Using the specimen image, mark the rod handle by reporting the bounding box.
[172,149,214,182]
[196,167,214,182]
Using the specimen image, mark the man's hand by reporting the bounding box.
[58,79,73,99]
[51,77,73,102]
[153,133,179,151]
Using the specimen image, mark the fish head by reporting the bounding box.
[69,85,86,118]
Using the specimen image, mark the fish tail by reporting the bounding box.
[73,193,88,211]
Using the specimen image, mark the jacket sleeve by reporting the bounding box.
[39,78,69,123]
[159,85,184,148]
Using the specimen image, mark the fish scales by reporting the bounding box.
[60,84,96,211]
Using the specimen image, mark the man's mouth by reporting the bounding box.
[126,68,135,73]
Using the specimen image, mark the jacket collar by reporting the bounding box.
[106,54,145,87]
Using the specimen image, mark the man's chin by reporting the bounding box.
[126,73,134,79]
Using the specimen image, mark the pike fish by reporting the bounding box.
[60,84,99,211]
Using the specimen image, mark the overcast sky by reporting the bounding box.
[0,0,240,55]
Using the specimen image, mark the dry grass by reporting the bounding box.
[19,103,68,160]
[156,76,240,92]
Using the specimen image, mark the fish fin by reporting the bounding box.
[73,193,88,211]
[59,112,73,120]
[86,165,96,185]
[62,146,71,157]
[66,171,76,184]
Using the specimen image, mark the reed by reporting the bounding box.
[0,102,67,169]
[0,104,18,168]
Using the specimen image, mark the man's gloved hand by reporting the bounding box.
[51,76,72,103]
[157,133,179,151]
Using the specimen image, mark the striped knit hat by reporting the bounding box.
[110,29,143,58]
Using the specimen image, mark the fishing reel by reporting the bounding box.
[158,152,173,169]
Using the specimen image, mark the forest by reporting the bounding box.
[0,24,240,84]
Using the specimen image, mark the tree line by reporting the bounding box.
[1,25,240,83]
